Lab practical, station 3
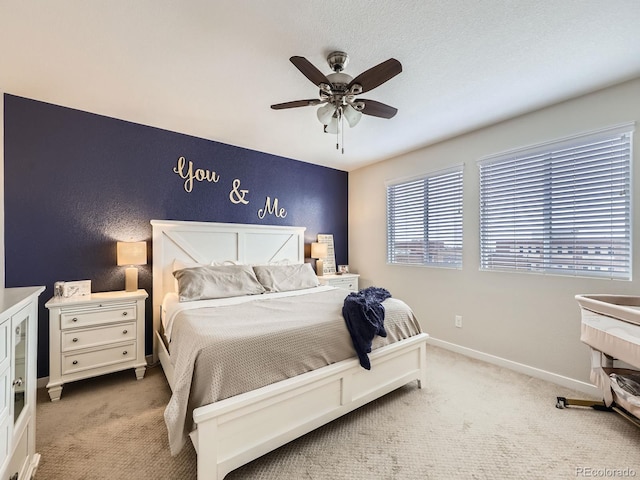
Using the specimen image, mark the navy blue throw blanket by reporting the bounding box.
[342,287,392,370]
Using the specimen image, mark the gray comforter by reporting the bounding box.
[164,287,422,454]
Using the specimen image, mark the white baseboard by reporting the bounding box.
[427,337,601,397]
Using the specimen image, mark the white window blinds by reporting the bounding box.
[478,124,633,280]
[387,166,463,267]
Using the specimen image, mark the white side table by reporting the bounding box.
[45,289,147,401]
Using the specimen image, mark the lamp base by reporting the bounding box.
[316,259,324,276]
[124,267,138,292]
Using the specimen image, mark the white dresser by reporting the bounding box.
[317,273,359,292]
[0,286,44,480]
[45,290,147,402]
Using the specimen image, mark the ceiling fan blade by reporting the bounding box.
[348,58,402,94]
[290,56,331,87]
[271,99,324,110]
[359,99,398,119]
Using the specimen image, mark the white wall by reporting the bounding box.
[349,78,640,385]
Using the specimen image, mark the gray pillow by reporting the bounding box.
[253,263,319,292]
[173,265,265,302]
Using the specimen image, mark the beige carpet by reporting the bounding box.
[35,346,640,479]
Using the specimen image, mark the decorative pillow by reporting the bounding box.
[252,263,319,293]
[173,264,265,302]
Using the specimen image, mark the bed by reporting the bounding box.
[151,220,429,479]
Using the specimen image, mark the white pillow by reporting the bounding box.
[252,263,319,292]
[173,264,265,302]
[172,259,206,272]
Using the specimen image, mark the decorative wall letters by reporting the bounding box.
[172,157,288,220]
[229,179,249,204]
[258,197,287,219]
[173,156,220,192]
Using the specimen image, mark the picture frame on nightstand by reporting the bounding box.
[338,265,349,274]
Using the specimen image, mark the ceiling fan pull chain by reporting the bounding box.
[341,113,345,154]
[336,107,342,150]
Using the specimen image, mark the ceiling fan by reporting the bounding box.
[271,51,402,153]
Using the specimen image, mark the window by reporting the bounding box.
[386,165,463,267]
[478,124,633,279]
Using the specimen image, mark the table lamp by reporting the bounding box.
[311,242,328,276]
[117,241,147,292]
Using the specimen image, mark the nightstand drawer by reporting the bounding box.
[60,305,136,330]
[330,278,357,290]
[62,342,136,375]
[61,322,136,352]
[318,274,359,292]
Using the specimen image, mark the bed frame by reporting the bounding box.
[151,219,429,480]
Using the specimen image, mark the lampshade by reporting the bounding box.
[343,104,362,128]
[311,242,328,259]
[324,115,340,135]
[117,242,147,266]
[317,103,336,124]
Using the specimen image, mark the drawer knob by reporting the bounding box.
[12,377,23,388]
[122,311,128,317]
[72,360,78,365]
[72,337,78,342]
[72,317,78,322]
[123,350,128,355]
[122,329,128,334]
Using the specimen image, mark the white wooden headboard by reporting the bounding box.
[150,220,306,358]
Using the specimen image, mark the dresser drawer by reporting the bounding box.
[6,423,28,480]
[61,321,136,352]
[0,367,8,421]
[60,305,136,330]
[62,342,136,375]
[0,413,8,469]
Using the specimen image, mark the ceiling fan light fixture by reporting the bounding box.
[317,103,336,124]
[324,115,340,134]
[343,104,362,128]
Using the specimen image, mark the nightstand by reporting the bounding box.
[45,289,148,401]
[317,273,359,292]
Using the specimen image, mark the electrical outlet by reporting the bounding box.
[455,315,463,328]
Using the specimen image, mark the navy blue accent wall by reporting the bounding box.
[4,94,348,378]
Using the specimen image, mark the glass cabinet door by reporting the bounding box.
[13,315,27,423]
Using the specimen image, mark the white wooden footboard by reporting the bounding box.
[191,333,429,480]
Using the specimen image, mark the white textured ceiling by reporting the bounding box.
[2,1,640,171]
